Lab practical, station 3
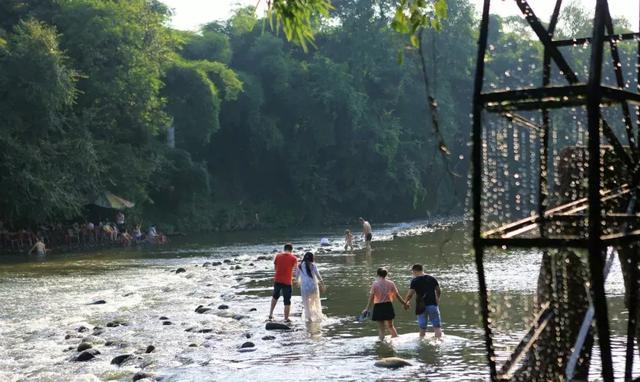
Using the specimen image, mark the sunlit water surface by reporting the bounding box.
[0,220,635,381]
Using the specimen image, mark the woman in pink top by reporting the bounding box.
[362,267,408,340]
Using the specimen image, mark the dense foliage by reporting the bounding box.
[7,0,611,231]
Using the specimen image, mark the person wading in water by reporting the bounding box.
[269,243,298,322]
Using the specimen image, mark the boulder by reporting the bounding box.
[197,329,213,333]
[188,343,198,347]
[76,326,90,333]
[203,262,211,267]
[234,265,242,270]
[145,345,155,354]
[110,354,133,366]
[162,321,173,325]
[212,261,222,266]
[217,304,229,310]
[223,259,232,264]
[240,341,255,348]
[75,349,100,362]
[175,268,186,274]
[244,333,252,338]
[106,320,126,328]
[249,308,257,312]
[89,300,106,305]
[77,342,93,352]
[262,335,276,341]
[159,316,169,321]
[265,322,291,331]
[374,357,412,369]
[132,372,154,381]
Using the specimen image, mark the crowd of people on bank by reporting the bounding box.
[269,218,443,341]
[0,211,167,255]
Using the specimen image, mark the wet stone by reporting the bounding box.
[132,371,154,381]
[89,300,106,305]
[232,314,247,320]
[203,262,211,267]
[217,304,229,310]
[92,326,104,336]
[197,329,213,333]
[211,261,222,266]
[244,333,252,338]
[77,342,93,352]
[145,345,155,353]
[111,354,134,366]
[265,322,291,331]
[75,349,100,362]
[123,292,134,297]
[234,265,242,270]
[262,336,276,341]
[188,343,198,347]
[159,316,169,321]
[106,320,127,327]
[162,321,173,325]
[76,326,90,333]
[374,357,412,369]
[175,268,186,274]
[195,305,211,314]
[223,259,232,264]
[249,308,257,312]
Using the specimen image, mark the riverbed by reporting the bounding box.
[0,220,635,381]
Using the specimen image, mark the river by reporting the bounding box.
[0,220,635,381]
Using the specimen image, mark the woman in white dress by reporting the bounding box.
[295,252,326,322]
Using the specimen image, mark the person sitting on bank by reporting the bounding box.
[403,263,443,339]
[362,267,408,341]
[28,237,48,256]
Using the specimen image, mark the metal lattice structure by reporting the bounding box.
[472,0,640,380]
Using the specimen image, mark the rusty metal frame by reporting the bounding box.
[471,0,640,380]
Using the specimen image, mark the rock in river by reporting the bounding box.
[75,349,100,362]
[133,371,154,381]
[88,300,106,305]
[159,316,169,321]
[195,305,211,314]
[262,335,276,341]
[217,304,229,310]
[77,342,93,352]
[241,341,255,348]
[374,357,412,369]
[145,345,155,353]
[265,322,291,331]
[175,268,186,274]
[111,354,134,366]
[162,321,173,325]
[106,320,127,327]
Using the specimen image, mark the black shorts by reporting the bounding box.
[365,233,372,242]
[372,302,395,321]
[272,282,292,306]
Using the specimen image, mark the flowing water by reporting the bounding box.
[0,220,635,381]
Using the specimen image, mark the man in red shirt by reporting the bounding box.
[269,243,298,322]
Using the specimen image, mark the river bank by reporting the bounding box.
[0,220,634,381]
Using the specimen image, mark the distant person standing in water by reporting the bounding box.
[362,267,408,340]
[404,264,443,339]
[359,217,372,248]
[269,243,298,322]
[344,229,354,251]
[28,237,48,256]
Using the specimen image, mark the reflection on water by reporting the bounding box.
[0,220,634,381]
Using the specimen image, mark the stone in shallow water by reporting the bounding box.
[77,342,92,352]
[88,300,106,305]
[132,371,154,381]
[75,349,100,362]
[374,357,412,369]
[218,304,229,310]
[162,321,173,325]
[159,316,169,321]
[111,354,133,366]
[197,329,213,333]
[265,322,291,331]
[106,320,127,327]
[145,345,155,353]
[241,341,255,348]
[175,267,186,274]
[238,348,256,353]
[195,305,211,314]
[262,335,276,341]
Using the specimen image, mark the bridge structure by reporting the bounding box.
[472,0,640,380]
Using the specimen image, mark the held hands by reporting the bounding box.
[403,301,410,311]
